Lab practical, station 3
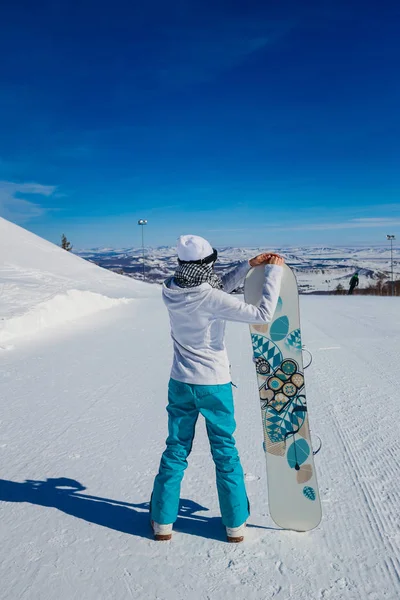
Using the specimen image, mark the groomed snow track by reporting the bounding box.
[1,294,399,599]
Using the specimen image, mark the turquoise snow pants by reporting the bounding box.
[151,378,249,528]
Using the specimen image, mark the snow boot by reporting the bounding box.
[151,521,173,541]
[226,523,246,543]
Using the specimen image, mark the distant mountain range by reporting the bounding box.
[75,246,400,293]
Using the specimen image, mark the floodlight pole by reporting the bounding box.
[138,219,148,280]
[386,234,395,296]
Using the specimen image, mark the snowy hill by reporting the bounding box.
[0,220,399,599]
[0,218,158,346]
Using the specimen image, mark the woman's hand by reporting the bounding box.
[249,253,285,267]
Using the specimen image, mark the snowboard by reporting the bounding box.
[244,264,322,531]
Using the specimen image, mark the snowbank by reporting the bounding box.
[0,289,131,344]
[0,217,159,344]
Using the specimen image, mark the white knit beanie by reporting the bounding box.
[177,235,214,262]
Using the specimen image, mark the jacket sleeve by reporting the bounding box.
[209,265,282,323]
[220,260,251,294]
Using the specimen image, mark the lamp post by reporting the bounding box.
[138,219,148,280]
[386,234,396,296]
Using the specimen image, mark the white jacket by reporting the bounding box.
[162,261,283,385]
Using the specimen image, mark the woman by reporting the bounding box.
[151,235,284,542]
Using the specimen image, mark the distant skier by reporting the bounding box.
[348,272,359,295]
[150,235,283,543]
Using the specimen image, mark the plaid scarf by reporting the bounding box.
[174,262,224,290]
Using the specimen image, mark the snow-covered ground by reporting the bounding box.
[0,219,399,599]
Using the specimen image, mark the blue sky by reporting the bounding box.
[0,0,399,248]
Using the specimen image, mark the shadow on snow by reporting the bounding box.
[0,477,231,541]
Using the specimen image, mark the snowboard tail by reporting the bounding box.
[244,265,322,532]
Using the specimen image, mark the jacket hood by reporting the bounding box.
[163,276,211,296]
[162,277,213,316]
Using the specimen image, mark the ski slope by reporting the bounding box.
[0,217,157,346]
[0,220,399,599]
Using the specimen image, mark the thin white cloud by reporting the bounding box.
[267,218,400,232]
[117,16,294,92]
[362,203,400,212]
[208,228,248,233]
[350,218,399,224]
[209,218,400,234]
[0,180,58,223]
